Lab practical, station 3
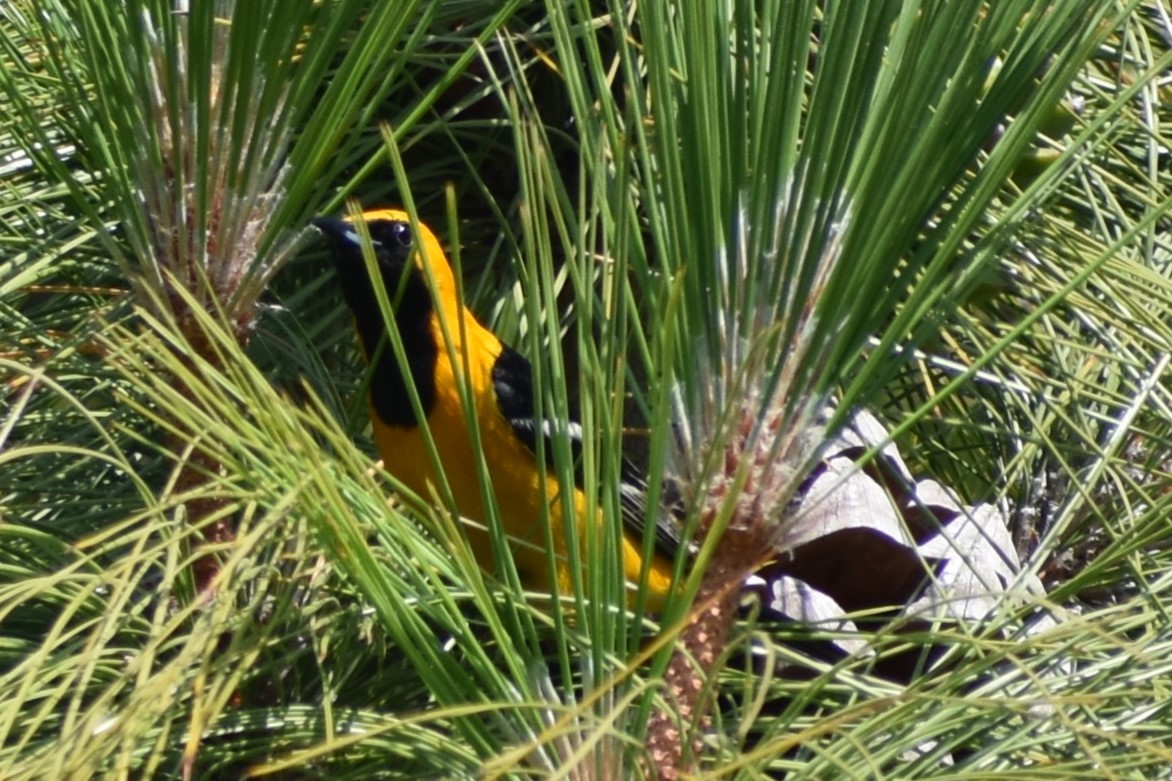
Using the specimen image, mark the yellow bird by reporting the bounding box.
[314,209,678,607]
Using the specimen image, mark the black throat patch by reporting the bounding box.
[330,248,438,429]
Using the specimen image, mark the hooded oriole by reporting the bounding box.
[314,209,678,607]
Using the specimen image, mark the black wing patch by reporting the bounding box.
[491,345,681,560]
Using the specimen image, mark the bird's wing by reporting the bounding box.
[491,344,681,560]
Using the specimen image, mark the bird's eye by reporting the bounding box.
[390,221,412,249]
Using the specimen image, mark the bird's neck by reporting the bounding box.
[354,276,438,429]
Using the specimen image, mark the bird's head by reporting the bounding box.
[313,208,454,321]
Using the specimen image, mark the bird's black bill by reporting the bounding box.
[312,217,356,245]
